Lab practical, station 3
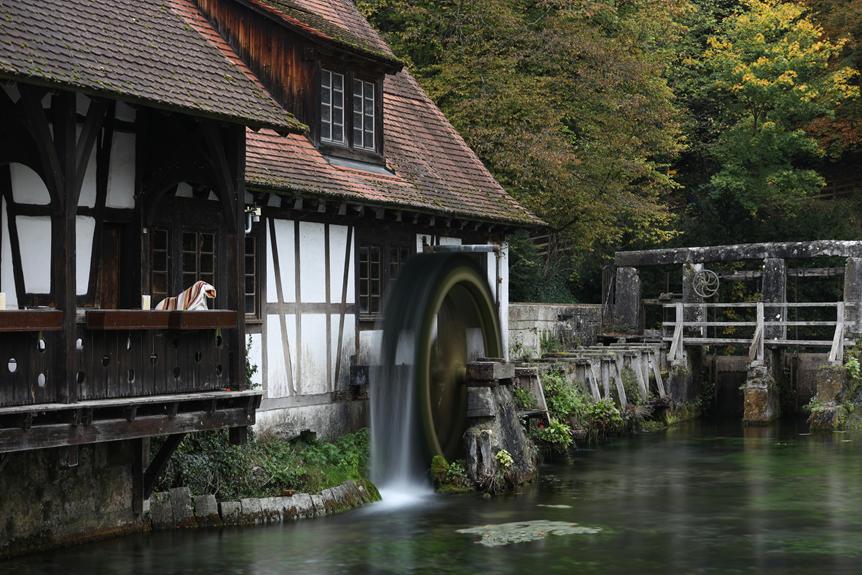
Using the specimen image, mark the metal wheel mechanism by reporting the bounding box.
[379,253,501,460]
[693,268,720,299]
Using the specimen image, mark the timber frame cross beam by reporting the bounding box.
[615,241,862,267]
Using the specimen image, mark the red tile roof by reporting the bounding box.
[0,0,302,132]
[244,0,540,225]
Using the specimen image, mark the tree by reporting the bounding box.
[358,0,690,301]
[700,0,859,217]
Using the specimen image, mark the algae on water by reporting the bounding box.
[457,520,601,547]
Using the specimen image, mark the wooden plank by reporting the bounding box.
[0,311,64,332]
[293,219,302,393]
[0,389,261,416]
[0,408,253,454]
[587,360,601,400]
[85,310,237,331]
[650,352,666,398]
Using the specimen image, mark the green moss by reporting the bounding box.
[154,428,371,500]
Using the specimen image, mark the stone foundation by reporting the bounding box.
[464,362,538,493]
[0,442,144,558]
[149,480,378,529]
[743,363,779,425]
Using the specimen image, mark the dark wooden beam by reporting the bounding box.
[143,433,185,499]
[0,408,252,454]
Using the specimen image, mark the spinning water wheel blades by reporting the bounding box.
[379,254,501,460]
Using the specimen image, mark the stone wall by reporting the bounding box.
[0,442,144,557]
[509,303,603,360]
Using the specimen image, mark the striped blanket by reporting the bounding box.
[155,281,216,311]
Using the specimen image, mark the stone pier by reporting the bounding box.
[743,360,779,425]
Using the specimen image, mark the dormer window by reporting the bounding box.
[320,69,344,144]
[353,79,375,151]
[319,65,383,161]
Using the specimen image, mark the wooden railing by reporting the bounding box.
[0,309,239,407]
[663,302,854,365]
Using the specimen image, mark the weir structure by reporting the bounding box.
[603,241,862,424]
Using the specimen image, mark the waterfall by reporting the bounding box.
[369,256,455,503]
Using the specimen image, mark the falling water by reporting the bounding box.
[369,255,455,503]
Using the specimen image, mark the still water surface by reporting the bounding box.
[5,421,862,574]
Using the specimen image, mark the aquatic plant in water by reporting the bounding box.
[457,520,601,547]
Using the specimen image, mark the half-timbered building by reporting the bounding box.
[197,0,542,436]
[0,0,536,492]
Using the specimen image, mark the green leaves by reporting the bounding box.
[696,0,858,218]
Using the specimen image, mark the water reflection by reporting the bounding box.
[5,421,862,574]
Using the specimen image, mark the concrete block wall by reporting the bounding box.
[508,303,603,360]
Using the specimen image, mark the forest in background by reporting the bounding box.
[357,0,862,302]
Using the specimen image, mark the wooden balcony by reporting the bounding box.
[0,309,250,405]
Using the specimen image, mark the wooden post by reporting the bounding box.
[232,126,247,391]
[829,302,845,364]
[669,303,684,362]
[749,302,765,363]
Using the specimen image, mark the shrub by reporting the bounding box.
[513,387,535,410]
[533,419,574,452]
[583,399,624,441]
[154,428,370,499]
[542,370,589,421]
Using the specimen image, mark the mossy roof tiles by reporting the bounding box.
[244,0,540,225]
[0,0,303,132]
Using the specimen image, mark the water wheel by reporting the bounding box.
[379,253,501,461]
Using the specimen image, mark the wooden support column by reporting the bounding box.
[54,92,79,404]
[232,126,247,392]
[762,257,787,341]
[143,433,186,499]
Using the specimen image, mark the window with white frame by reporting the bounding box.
[320,69,345,144]
[353,79,375,150]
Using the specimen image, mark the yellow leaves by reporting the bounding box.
[777,70,797,86]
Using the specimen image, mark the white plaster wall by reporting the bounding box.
[0,197,17,309]
[300,313,328,394]
[175,182,194,198]
[78,132,97,208]
[299,222,326,303]
[16,216,52,293]
[266,313,297,399]
[106,132,135,209]
[264,218,357,398]
[247,333,263,389]
[330,313,356,389]
[10,164,50,205]
[76,216,95,296]
[329,224,355,304]
[359,329,382,366]
[267,219,296,303]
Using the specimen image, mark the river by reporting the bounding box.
[4,421,862,574]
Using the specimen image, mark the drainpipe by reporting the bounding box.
[244,206,261,234]
[430,244,508,361]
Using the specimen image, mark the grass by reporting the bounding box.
[153,428,370,500]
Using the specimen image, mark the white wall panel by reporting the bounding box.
[300,313,328,394]
[265,313,297,399]
[10,163,51,205]
[299,221,326,303]
[328,225,355,304]
[359,329,382,366]
[76,216,95,296]
[0,197,18,309]
[330,314,356,389]
[267,219,296,303]
[247,333,263,389]
[17,216,52,293]
[106,132,136,209]
[78,129,97,207]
